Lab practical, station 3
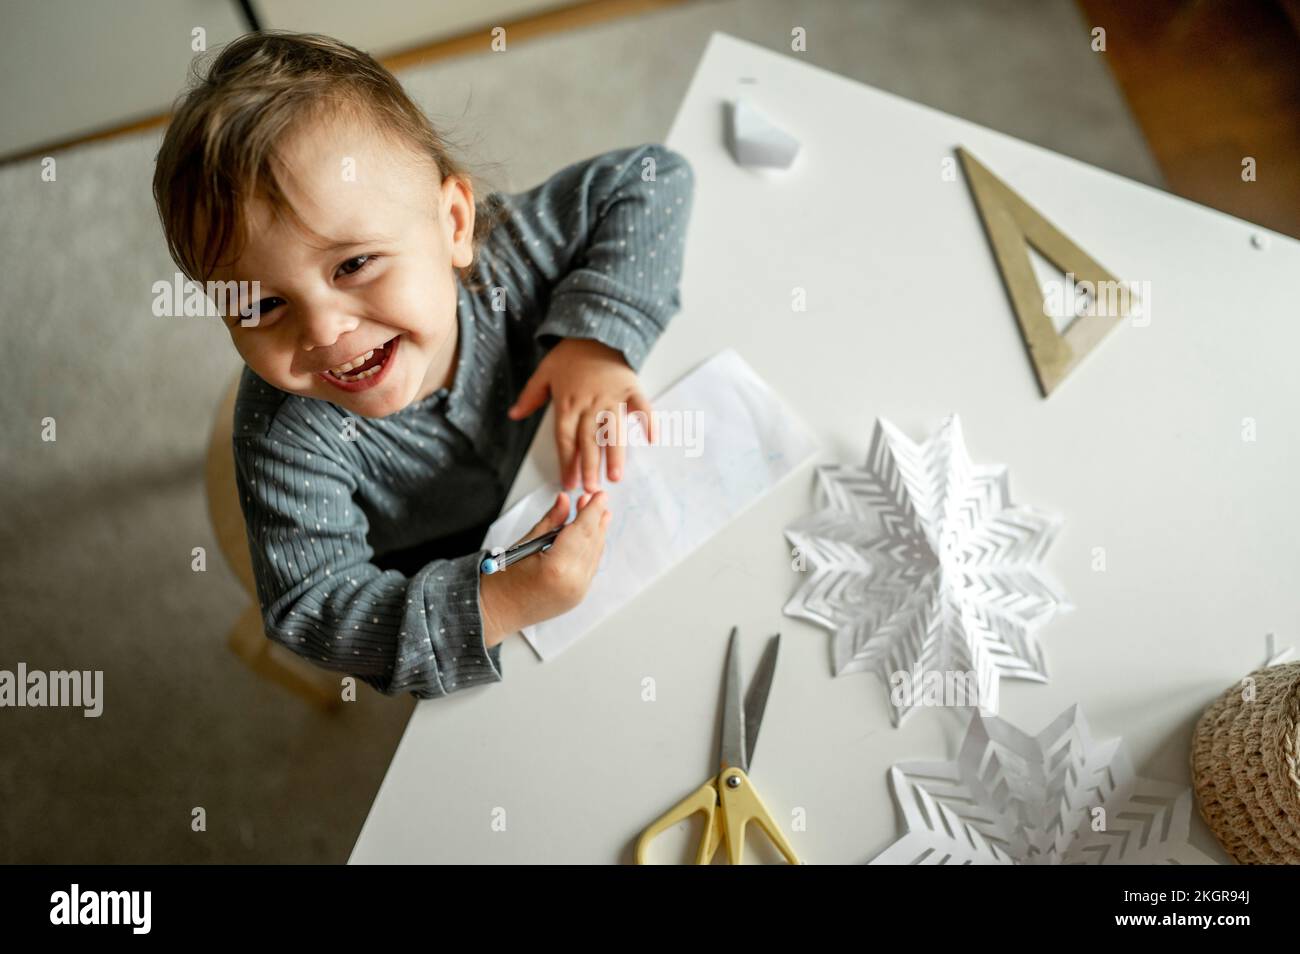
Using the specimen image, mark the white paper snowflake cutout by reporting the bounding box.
[784,415,1069,725]
[871,705,1214,864]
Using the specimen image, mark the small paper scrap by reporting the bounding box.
[727,98,801,170]
[483,349,819,660]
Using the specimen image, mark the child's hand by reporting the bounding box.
[507,338,655,492]
[478,491,611,647]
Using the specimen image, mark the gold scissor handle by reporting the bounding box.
[636,771,801,864]
[717,768,800,865]
[635,780,722,864]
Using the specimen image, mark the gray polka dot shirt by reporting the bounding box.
[231,144,695,700]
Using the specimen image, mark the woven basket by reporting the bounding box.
[1190,661,1300,864]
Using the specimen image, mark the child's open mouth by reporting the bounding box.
[318,335,401,393]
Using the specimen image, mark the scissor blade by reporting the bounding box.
[743,634,779,769]
[720,627,746,774]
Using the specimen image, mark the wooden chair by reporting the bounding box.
[205,374,342,710]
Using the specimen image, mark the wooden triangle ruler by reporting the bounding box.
[957,147,1129,397]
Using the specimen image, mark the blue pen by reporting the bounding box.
[480,526,564,574]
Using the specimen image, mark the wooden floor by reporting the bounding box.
[1078,0,1300,238]
[11,0,1299,242]
[0,0,686,165]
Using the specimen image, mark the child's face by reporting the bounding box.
[212,114,474,419]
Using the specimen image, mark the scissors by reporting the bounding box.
[636,627,800,864]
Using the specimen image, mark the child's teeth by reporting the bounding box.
[331,349,375,374]
[331,362,383,383]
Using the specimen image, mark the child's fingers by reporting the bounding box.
[508,373,550,420]
[628,391,655,445]
[568,446,584,491]
[562,449,580,491]
[606,407,626,482]
[559,447,574,493]
[579,409,601,491]
[553,490,606,555]
[569,490,607,533]
[555,412,579,489]
[590,506,612,557]
[536,492,568,531]
[518,492,569,544]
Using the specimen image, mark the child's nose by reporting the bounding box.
[299,303,360,351]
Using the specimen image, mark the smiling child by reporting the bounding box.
[151,32,693,697]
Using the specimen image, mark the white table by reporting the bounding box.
[350,33,1298,864]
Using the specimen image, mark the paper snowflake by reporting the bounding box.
[871,705,1214,864]
[783,415,1068,725]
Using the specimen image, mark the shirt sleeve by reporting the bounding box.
[485,143,695,372]
[232,431,502,699]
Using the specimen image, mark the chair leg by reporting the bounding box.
[228,604,343,711]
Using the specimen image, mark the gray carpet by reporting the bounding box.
[0,0,1159,863]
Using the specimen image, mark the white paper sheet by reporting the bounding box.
[482,348,819,660]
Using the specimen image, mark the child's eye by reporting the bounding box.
[240,298,284,325]
[337,254,376,278]
[231,257,376,328]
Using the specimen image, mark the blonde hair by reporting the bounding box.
[152,31,500,287]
